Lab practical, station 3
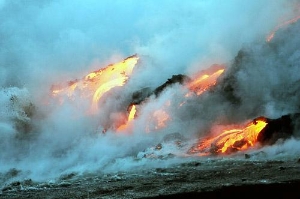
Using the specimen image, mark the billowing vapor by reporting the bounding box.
[1,0,300,185]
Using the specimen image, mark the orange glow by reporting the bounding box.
[128,105,136,121]
[144,65,225,132]
[145,109,170,133]
[186,65,225,96]
[117,105,137,132]
[51,81,78,97]
[215,119,267,153]
[190,118,268,155]
[51,55,139,113]
[266,32,275,42]
[153,110,169,130]
[266,15,300,42]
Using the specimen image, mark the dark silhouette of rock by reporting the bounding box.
[256,113,300,145]
[131,74,191,105]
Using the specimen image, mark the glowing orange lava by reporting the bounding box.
[117,105,136,132]
[144,65,225,132]
[51,55,139,114]
[266,15,300,42]
[189,118,268,155]
[186,64,225,96]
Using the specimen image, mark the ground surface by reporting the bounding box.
[1,154,300,199]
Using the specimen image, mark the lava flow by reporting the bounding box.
[116,104,136,132]
[266,15,300,42]
[186,64,225,96]
[51,55,139,114]
[49,54,285,156]
[150,65,225,131]
[189,118,268,156]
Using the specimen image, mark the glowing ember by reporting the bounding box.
[186,64,225,96]
[266,15,300,42]
[51,55,139,113]
[189,118,268,155]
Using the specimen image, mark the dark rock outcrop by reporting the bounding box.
[256,113,300,145]
[131,74,191,105]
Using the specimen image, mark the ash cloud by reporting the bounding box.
[0,0,299,184]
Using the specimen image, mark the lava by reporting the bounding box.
[266,15,300,42]
[51,55,139,114]
[141,65,225,132]
[186,64,225,96]
[49,55,275,155]
[116,105,136,132]
[189,118,268,155]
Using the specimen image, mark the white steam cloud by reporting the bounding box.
[0,0,300,185]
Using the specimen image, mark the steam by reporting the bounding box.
[0,0,300,184]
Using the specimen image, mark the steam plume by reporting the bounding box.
[0,0,299,184]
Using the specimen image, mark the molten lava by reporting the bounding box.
[116,105,136,132]
[266,15,300,42]
[128,105,137,121]
[141,65,225,132]
[51,55,139,114]
[186,64,225,96]
[189,118,268,155]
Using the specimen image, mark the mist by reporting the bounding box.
[1,0,300,184]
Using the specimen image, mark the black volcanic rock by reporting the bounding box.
[131,74,191,105]
[153,74,191,97]
[256,113,300,145]
[131,87,153,105]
